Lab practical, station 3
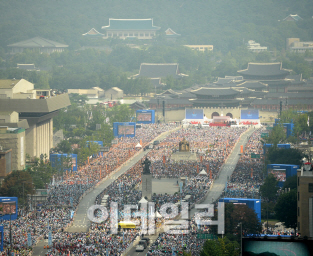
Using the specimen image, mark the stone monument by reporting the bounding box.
[141,157,152,200]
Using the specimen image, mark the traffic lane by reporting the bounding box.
[127,245,150,256]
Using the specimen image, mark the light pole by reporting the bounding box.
[239,222,242,256]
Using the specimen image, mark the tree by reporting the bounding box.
[200,237,240,256]
[225,204,261,236]
[260,173,278,202]
[0,170,34,206]
[274,189,297,230]
[265,124,286,147]
[282,175,297,191]
[55,140,72,154]
[267,148,305,166]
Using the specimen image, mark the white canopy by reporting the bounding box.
[139,197,148,204]
[135,143,142,148]
[155,211,162,218]
[199,169,207,175]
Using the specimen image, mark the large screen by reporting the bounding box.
[269,169,286,182]
[0,201,16,215]
[137,112,152,122]
[118,125,135,135]
[241,109,259,119]
[185,109,204,119]
[243,239,312,256]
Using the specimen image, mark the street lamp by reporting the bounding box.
[238,222,243,256]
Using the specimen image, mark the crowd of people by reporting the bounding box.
[1,123,252,255]
[222,128,264,199]
[1,123,177,255]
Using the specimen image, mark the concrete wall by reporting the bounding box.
[26,119,53,159]
[12,79,34,96]
[0,111,19,123]
[297,170,313,237]
[0,131,25,170]
[142,174,152,200]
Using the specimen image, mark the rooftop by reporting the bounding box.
[0,79,21,89]
[237,63,291,78]
[82,28,104,36]
[102,19,160,31]
[7,37,68,48]
[191,87,240,96]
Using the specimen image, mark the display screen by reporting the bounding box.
[137,112,152,122]
[241,109,259,119]
[269,169,286,182]
[243,240,311,256]
[118,125,135,135]
[0,201,16,215]
[185,109,204,119]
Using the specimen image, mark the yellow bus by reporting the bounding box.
[118,221,136,229]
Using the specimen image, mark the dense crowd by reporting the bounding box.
[1,123,176,255]
[1,124,249,255]
[222,128,264,199]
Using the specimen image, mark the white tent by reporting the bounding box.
[139,197,148,204]
[199,169,207,175]
[135,143,142,148]
[155,211,162,218]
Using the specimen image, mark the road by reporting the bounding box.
[190,127,255,216]
[128,127,256,256]
[31,127,179,255]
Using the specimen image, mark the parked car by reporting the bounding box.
[139,239,148,249]
[136,244,145,252]
[141,237,150,245]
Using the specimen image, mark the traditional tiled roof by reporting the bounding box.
[165,28,181,37]
[130,101,146,110]
[138,63,180,78]
[7,37,68,48]
[236,81,268,90]
[82,28,104,36]
[264,92,313,99]
[252,98,313,105]
[283,14,303,21]
[102,19,160,30]
[158,89,181,96]
[190,87,240,96]
[237,63,291,78]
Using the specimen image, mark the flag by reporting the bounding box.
[308,116,310,127]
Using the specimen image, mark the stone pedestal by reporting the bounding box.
[142,173,152,200]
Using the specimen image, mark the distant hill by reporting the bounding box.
[1,0,313,53]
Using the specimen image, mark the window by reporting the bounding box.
[298,222,300,231]
[309,183,313,192]
[129,33,133,36]
[145,33,149,37]
[298,177,299,186]
[140,33,144,37]
[134,33,138,36]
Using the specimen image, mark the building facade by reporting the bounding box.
[297,168,313,237]
[102,19,160,40]
[0,79,70,160]
[7,37,68,55]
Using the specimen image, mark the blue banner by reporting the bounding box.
[48,231,52,246]
[241,109,259,119]
[185,109,204,119]
[27,233,32,247]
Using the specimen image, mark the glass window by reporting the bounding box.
[309,183,313,192]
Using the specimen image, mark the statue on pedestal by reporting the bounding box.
[142,157,151,174]
[179,138,190,152]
